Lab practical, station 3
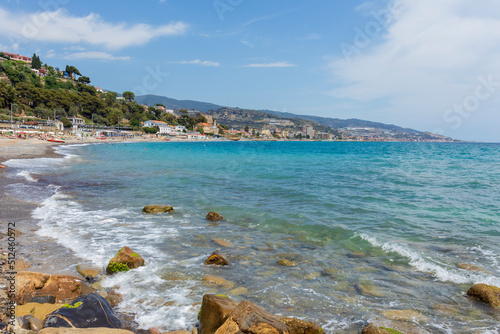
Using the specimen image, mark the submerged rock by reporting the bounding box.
[214,300,289,334]
[458,263,489,274]
[199,294,239,334]
[213,238,235,248]
[106,246,145,274]
[229,287,248,296]
[202,276,235,290]
[205,251,230,266]
[467,283,500,309]
[382,309,429,322]
[277,259,296,267]
[206,212,223,221]
[361,324,401,334]
[16,272,83,305]
[142,205,174,214]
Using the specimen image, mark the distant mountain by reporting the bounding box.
[135,95,223,112]
[261,110,420,134]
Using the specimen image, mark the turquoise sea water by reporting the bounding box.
[5,141,500,333]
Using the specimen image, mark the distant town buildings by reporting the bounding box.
[1,52,32,63]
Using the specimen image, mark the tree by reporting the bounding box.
[31,54,42,70]
[196,126,204,134]
[244,125,249,133]
[78,76,91,84]
[65,65,81,79]
[123,91,135,102]
[143,127,158,134]
[60,116,72,128]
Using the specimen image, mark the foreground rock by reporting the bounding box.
[205,251,230,266]
[199,294,239,334]
[44,294,122,329]
[106,247,145,274]
[206,212,223,221]
[16,272,83,305]
[77,264,101,280]
[467,283,500,308]
[279,318,324,334]
[16,303,64,322]
[142,205,174,214]
[215,300,289,334]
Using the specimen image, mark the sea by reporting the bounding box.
[3,141,500,333]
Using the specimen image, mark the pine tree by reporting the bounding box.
[31,53,42,69]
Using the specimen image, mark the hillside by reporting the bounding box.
[135,95,223,112]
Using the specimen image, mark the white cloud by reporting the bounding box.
[169,59,220,67]
[329,0,500,141]
[244,62,297,68]
[0,7,188,49]
[63,51,131,61]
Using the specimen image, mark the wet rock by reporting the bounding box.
[199,294,239,334]
[382,310,429,322]
[305,272,320,280]
[277,259,296,267]
[44,294,121,329]
[214,300,289,334]
[467,283,500,309]
[39,329,135,333]
[361,324,392,334]
[106,290,123,307]
[77,264,101,279]
[16,303,64,322]
[206,212,223,221]
[16,272,82,305]
[142,205,174,214]
[229,287,248,296]
[355,283,386,297]
[31,296,56,304]
[347,252,367,258]
[458,263,489,274]
[106,246,145,274]
[279,317,324,334]
[91,281,103,291]
[16,316,30,330]
[213,239,235,248]
[205,251,230,266]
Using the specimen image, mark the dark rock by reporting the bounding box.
[214,300,289,334]
[206,212,223,221]
[106,246,145,274]
[467,283,500,308]
[32,295,56,304]
[279,318,324,334]
[44,293,122,329]
[199,294,239,334]
[142,205,174,214]
[205,251,230,266]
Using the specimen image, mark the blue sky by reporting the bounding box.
[1,0,500,142]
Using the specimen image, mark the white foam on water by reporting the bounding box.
[16,171,38,182]
[359,233,500,286]
[468,245,500,269]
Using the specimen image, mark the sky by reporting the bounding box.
[1,0,499,142]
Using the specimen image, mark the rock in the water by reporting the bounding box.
[229,287,248,296]
[202,276,235,290]
[213,239,235,248]
[277,259,296,267]
[199,294,239,334]
[16,272,83,305]
[44,294,121,329]
[467,283,500,308]
[106,246,145,274]
[215,300,289,334]
[382,310,429,322]
[206,212,223,221]
[458,263,489,274]
[279,317,324,334]
[39,329,135,333]
[106,290,123,307]
[205,251,230,266]
[77,264,101,279]
[16,303,64,322]
[361,324,392,334]
[142,205,174,214]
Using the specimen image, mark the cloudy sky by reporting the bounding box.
[1,0,499,142]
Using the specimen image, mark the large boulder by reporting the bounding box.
[279,318,324,334]
[205,251,230,266]
[44,294,121,329]
[214,300,289,334]
[142,205,174,214]
[467,283,500,308]
[106,247,145,274]
[15,272,82,305]
[206,212,223,221]
[199,294,239,334]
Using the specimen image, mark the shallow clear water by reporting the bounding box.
[4,141,500,333]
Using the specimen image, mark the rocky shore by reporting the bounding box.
[1,140,499,334]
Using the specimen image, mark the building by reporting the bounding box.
[315,132,333,140]
[67,117,85,126]
[302,125,315,138]
[1,52,32,63]
[143,120,171,134]
[197,122,219,135]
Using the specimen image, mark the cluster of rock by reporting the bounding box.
[7,206,500,333]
